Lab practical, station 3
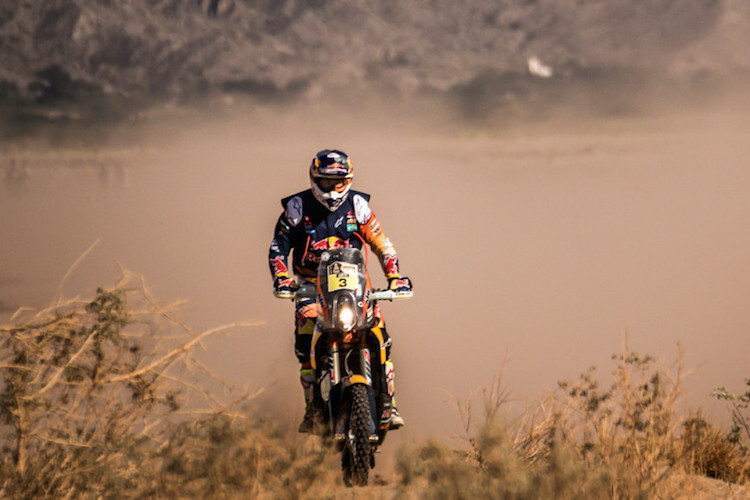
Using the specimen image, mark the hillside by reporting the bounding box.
[2,0,750,114]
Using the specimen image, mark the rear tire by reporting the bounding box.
[343,384,371,487]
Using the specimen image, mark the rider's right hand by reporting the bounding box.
[273,276,296,299]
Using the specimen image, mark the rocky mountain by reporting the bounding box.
[1,0,749,114]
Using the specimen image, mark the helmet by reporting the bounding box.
[309,149,354,211]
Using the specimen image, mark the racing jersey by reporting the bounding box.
[269,189,401,284]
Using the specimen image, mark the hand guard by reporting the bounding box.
[273,276,296,299]
[387,276,413,295]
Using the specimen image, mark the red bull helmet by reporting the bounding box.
[309,149,353,211]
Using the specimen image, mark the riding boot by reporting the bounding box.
[385,359,405,429]
[298,367,315,433]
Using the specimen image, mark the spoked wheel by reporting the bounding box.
[342,384,372,487]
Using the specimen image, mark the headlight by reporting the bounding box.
[338,305,355,330]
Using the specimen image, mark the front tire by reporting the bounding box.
[342,384,372,486]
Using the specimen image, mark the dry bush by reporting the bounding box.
[0,268,263,497]
[4,261,748,498]
[544,344,748,492]
[713,381,750,454]
[397,344,750,499]
[396,363,643,499]
[677,412,750,483]
[140,413,342,499]
[555,346,685,487]
[396,420,640,500]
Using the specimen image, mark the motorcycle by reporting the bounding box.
[294,247,412,486]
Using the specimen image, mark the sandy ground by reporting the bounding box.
[2,95,750,477]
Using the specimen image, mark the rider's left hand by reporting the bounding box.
[388,276,413,295]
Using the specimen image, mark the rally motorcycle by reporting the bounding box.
[294,247,412,487]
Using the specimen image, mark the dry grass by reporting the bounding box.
[395,344,750,499]
[0,266,266,497]
[2,270,749,497]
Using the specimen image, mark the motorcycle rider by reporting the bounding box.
[269,149,413,433]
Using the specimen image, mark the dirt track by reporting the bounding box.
[2,94,750,467]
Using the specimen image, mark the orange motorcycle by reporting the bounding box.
[295,247,411,486]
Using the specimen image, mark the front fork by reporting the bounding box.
[325,341,371,387]
[312,329,386,439]
[326,341,377,440]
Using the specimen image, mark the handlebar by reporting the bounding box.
[370,289,413,301]
[290,284,412,301]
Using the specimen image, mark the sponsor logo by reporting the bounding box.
[346,211,358,231]
[270,256,288,276]
[385,361,395,395]
[383,254,399,276]
[310,236,349,251]
[306,236,351,263]
[367,218,382,236]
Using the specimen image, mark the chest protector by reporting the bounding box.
[282,189,370,280]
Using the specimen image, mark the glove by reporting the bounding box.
[273,276,296,299]
[387,276,413,295]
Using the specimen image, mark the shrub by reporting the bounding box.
[713,381,750,453]
[677,412,750,483]
[398,344,750,498]
[3,271,749,497]
[0,270,259,497]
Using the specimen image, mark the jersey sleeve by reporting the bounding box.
[269,212,293,281]
[269,194,306,280]
[353,195,401,279]
[271,194,304,280]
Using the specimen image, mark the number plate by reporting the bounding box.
[327,262,359,291]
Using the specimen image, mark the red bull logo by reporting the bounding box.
[383,254,399,277]
[308,236,350,254]
[304,237,353,265]
[270,256,288,276]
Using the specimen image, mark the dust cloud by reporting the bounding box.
[2,91,750,454]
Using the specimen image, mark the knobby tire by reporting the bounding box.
[343,384,371,487]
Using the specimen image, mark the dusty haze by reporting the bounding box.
[2,94,750,462]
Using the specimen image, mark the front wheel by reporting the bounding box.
[342,384,372,487]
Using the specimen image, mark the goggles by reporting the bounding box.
[315,177,352,193]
